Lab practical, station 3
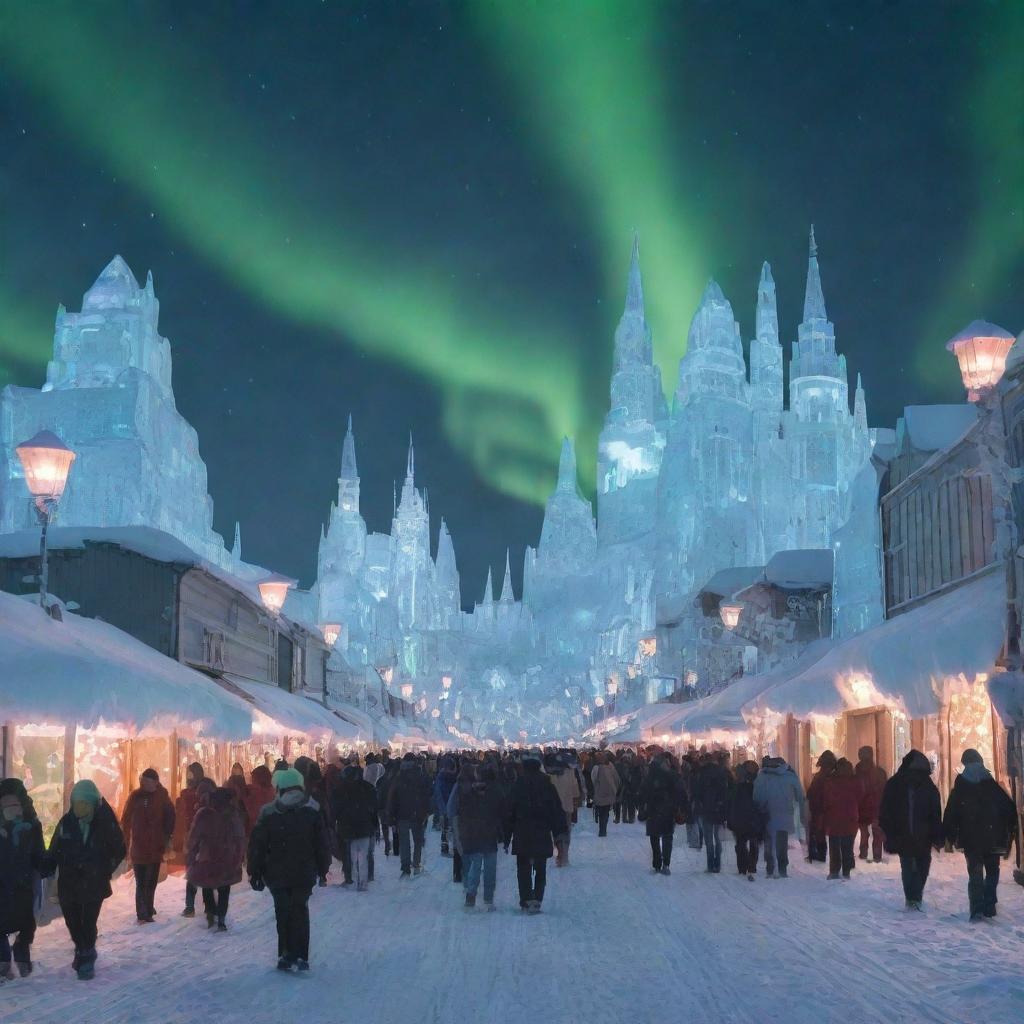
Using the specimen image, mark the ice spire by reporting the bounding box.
[482,566,494,606]
[231,522,241,561]
[500,549,514,602]
[405,433,415,483]
[756,261,778,340]
[854,372,868,432]
[803,225,827,322]
[341,414,358,479]
[556,437,578,495]
[624,232,644,316]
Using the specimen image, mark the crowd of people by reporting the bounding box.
[0,742,1018,982]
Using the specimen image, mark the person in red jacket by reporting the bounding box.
[805,750,836,863]
[245,765,277,833]
[823,758,862,879]
[855,746,887,863]
[174,772,213,918]
[186,787,245,931]
[121,768,175,923]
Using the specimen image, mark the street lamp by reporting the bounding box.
[257,573,295,614]
[719,602,743,629]
[15,430,76,609]
[321,623,341,646]
[946,320,1015,402]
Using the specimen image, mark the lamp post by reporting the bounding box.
[15,431,76,610]
[257,573,296,614]
[946,320,1015,402]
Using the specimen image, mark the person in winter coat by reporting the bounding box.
[447,763,505,909]
[544,753,582,866]
[942,749,1017,920]
[330,764,379,890]
[691,754,732,873]
[805,750,836,863]
[753,757,806,878]
[377,759,401,858]
[855,746,887,862]
[363,753,384,788]
[728,761,764,880]
[45,780,126,981]
[590,751,621,838]
[433,755,459,858]
[506,753,566,913]
[637,754,689,875]
[245,765,277,831]
[173,762,206,916]
[247,767,331,972]
[0,780,45,980]
[224,773,251,841]
[386,753,433,877]
[620,756,645,824]
[186,787,245,930]
[878,749,943,910]
[823,758,861,879]
[120,768,175,923]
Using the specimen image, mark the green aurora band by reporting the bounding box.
[0,3,595,505]
[471,0,709,388]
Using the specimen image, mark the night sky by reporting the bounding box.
[1,2,1022,605]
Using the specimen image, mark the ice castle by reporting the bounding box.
[0,234,883,742]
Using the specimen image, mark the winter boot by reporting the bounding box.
[182,906,195,918]
[0,964,14,983]
[76,950,96,981]
[296,958,310,972]
[485,901,496,912]
[277,957,294,972]
[527,900,542,915]
[464,893,476,910]
[660,866,671,876]
[217,919,228,932]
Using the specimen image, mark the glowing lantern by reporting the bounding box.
[431,708,441,719]
[321,624,341,646]
[257,573,295,613]
[946,320,1015,401]
[594,696,605,707]
[442,675,452,690]
[401,683,414,700]
[638,637,657,657]
[16,430,76,501]
[719,603,743,629]
[606,679,618,696]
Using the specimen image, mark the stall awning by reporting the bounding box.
[223,675,353,741]
[752,569,1006,720]
[0,592,252,739]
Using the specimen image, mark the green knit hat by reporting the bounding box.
[70,779,101,804]
[272,767,304,792]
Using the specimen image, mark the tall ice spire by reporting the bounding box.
[482,566,494,606]
[231,522,241,561]
[556,437,578,494]
[854,372,868,432]
[405,432,415,483]
[756,261,778,340]
[341,414,358,479]
[500,549,514,602]
[624,232,644,316]
[803,224,827,322]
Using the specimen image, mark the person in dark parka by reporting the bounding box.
[120,768,175,923]
[805,750,836,863]
[637,754,689,875]
[173,761,205,917]
[691,754,731,873]
[247,768,331,972]
[855,746,887,862]
[45,780,126,981]
[385,754,433,877]
[878,750,943,910]
[186,787,245,930]
[942,748,1017,920]
[728,761,764,879]
[505,753,565,913]
[330,764,379,890]
[447,763,506,909]
[822,757,861,879]
[0,779,45,979]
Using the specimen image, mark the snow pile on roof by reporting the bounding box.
[763,549,833,590]
[0,591,252,739]
[752,569,1005,720]
[699,566,764,600]
[900,405,977,454]
[224,675,357,742]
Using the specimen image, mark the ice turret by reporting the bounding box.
[231,522,242,561]
[803,225,827,322]
[482,567,495,606]
[854,373,868,433]
[434,517,461,627]
[537,437,597,576]
[612,234,653,369]
[755,261,779,341]
[337,415,360,514]
[556,437,579,495]
[500,549,514,602]
[750,261,783,445]
[82,255,141,311]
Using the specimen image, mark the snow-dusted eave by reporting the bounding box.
[885,414,985,504]
[744,567,1006,722]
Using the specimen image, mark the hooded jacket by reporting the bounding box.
[449,775,506,855]
[638,761,689,837]
[173,763,206,854]
[121,782,175,864]
[878,750,943,857]
[822,759,862,836]
[186,788,246,889]
[0,787,44,935]
[806,751,837,836]
[330,765,379,840]
[505,762,565,859]
[727,764,765,837]
[546,761,583,816]
[753,758,807,835]
[942,762,1017,857]
[590,761,621,807]
[245,766,277,828]
[386,760,433,823]
[432,758,459,819]
[855,753,888,823]
[691,760,732,824]
[47,797,126,904]
[247,792,332,892]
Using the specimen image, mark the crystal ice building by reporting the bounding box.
[0,257,232,569]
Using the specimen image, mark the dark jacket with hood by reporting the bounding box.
[173,763,206,854]
[942,763,1017,857]
[432,757,459,819]
[855,752,887,823]
[186,787,246,889]
[47,799,126,904]
[727,764,765,837]
[878,750,943,857]
[247,791,332,892]
[823,759,862,836]
[638,760,688,837]
[245,765,277,828]
[331,765,379,840]
[0,779,45,934]
[691,760,732,824]
[806,751,837,837]
[386,759,433,823]
[451,772,506,855]
[505,761,565,859]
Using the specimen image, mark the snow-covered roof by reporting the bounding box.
[750,569,1005,720]
[699,566,764,600]
[763,549,833,590]
[223,675,356,742]
[899,405,978,454]
[987,670,1024,726]
[0,591,252,739]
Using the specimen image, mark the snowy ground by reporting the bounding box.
[3,816,1023,1024]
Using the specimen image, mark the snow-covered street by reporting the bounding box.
[3,816,1022,1024]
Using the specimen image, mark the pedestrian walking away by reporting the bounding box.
[385,753,432,877]
[728,761,764,880]
[692,752,731,873]
[247,767,331,972]
[942,748,1017,921]
[637,752,689,876]
[753,756,807,878]
[0,779,45,980]
[120,768,175,923]
[855,746,887,862]
[506,751,565,913]
[822,758,860,879]
[186,786,245,930]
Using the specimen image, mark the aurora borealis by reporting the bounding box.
[1,1,1021,597]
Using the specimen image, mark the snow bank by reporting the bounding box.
[0,591,252,739]
[763,548,834,589]
[754,570,1006,719]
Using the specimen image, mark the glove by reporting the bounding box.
[249,875,265,892]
